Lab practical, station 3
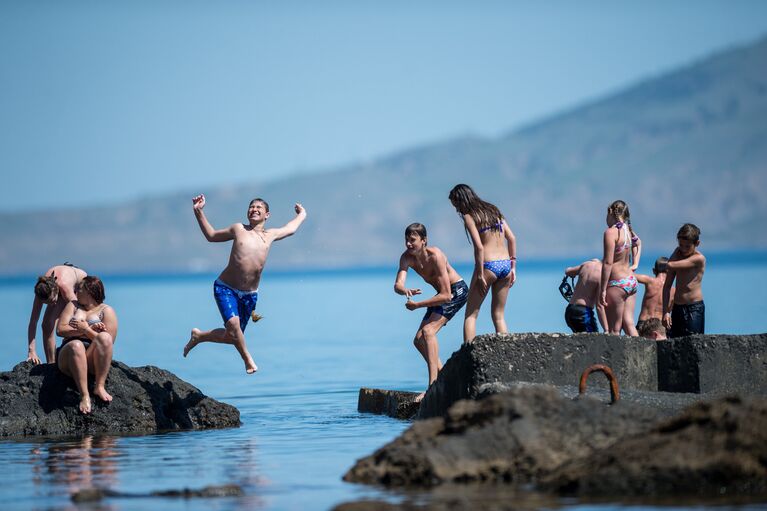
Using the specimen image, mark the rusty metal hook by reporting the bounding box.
[579,364,620,404]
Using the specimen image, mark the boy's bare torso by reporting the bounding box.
[405,247,462,291]
[571,260,601,308]
[48,264,87,302]
[219,224,273,291]
[670,249,705,304]
[638,274,667,320]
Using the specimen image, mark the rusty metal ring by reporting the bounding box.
[578,364,620,404]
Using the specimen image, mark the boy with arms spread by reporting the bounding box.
[563,259,607,333]
[26,263,87,364]
[662,224,706,337]
[394,223,468,396]
[635,257,673,333]
[184,194,307,373]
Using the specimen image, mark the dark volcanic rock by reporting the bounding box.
[344,385,662,487]
[542,395,767,498]
[357,388,421,419]
[0,361,240,437]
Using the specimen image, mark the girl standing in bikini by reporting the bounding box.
[599,200,639,334]
[448,184,517,343]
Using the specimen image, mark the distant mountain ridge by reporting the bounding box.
[2,36,766,275]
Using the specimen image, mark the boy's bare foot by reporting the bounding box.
[184,329,201,357]
[93,386,113,403]
[245,356,258,374]
[79,395,92,414]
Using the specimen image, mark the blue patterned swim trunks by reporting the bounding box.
[423,280,469,323]
[213,279,258,332]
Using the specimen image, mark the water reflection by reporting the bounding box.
[30,435,120,494]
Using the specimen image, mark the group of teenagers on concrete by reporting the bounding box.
[22,183,706,411]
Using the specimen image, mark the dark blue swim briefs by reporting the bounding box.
[213,279,258,332]
[423,280,469,323]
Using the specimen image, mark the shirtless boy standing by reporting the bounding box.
[662,224,706,338]
[184,194,307,373]
[26,263,87,364]
[635,257,673,333]
[394,223,468,394]
[563,259,607,333]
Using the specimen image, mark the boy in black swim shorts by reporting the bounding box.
[395,223,468,396]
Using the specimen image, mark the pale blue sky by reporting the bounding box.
[2,0,767,212]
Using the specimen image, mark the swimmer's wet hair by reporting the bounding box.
[405,223,427,241]
[653,257,669,275]
[677,223,700,243]
[34,275,58,301]
[249,198,270,213]
[638,318,665,338]
[77,276,105,304]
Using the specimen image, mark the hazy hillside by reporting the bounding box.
[2,36,766,276]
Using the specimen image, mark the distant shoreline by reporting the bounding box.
[1,250,765,285]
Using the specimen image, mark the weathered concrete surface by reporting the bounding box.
[344,385,662,487]
[417,332,767,419]
[417,333,658,419]
[0,361,240,437]
[658,334,767,393]
[358,388,421,420]
[541,394,767,498]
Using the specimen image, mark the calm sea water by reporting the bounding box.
[0,256,765,511]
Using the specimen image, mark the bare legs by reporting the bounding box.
[605,286,628,334]
[463,269,511,343]
[57,332,114,415]
[622,292,638,336]
[413,314,448,394]
[184,316,258,374]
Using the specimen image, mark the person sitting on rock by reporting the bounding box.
[26,263,87,364]
[563,259,607,333]
[55,276,118,414]
[394,223,468,399]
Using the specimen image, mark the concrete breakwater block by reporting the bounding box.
[357,388,421,420]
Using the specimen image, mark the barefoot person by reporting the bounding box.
[635,257,673,333]
[55,276,118,414]
[448,184,517,343]
[184,194,307,373]
[27,263,87,364]
[394,223,468,395]
[663,223,706,337]
[599,200,639,334]
[563,259,607,333]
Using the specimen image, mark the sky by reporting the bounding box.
[2,0,767,212]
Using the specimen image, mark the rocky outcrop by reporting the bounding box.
[357,388,421,420]
[541,394,767,498]
[344,385,662,487]
[344,385,767,500]
[417,333,767,419]
[0,361,240,437]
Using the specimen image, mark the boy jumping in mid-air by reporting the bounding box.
[394,223,468,397]
[184,194,307,373]
[563,259,607,333]
[663,223,706,338]
[635,257,673,334]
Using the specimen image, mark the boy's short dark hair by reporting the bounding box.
[78,276,105,304]
[34,275,58,301]
[638,318,665,338]
[653,257,669,275]
[249,198,270,213]
[677,223,700,243]
[405,223,427,240]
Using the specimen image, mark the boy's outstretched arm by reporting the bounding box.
[405,253,452,311]
[271,203,308,241]
[192,194,235,242]
[394,255,421,297]
[564,263,583,278]
[26,296,44,364]
[662,268,676,329]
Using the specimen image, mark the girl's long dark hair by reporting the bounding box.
[448,184,504,242]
